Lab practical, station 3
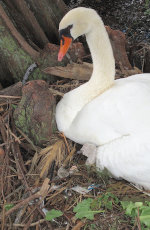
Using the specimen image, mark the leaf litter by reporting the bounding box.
[1,87,150,230]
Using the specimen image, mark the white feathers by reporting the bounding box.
[56,7,150,189]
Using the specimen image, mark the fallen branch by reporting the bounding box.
[43,62,92,81]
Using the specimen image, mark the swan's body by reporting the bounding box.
[56,7,150,189]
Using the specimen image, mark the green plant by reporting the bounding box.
[45,209,63,221]
[91,192,119,211]
[73,192,119,221]
[73,198,104,220]
[84,223,98,230]
[4,204,14,211]
[145,0,150,15]
[121,201,150,229]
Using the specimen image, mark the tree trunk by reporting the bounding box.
[25,0,68,43]
[0,0,68,86]
[3,0,49,49]
[0,6,80,85]
[0,15,38,84]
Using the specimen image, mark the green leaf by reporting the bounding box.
[11,104,17,109]
[140,207,150,227]
[121,200,150,228]
[45,209,63,221]
[134,202,143,208]
[99,192,119,210]
[4,204,14,211]
[121,201,143,217]
[73,198,103,220]
[140,215,150,227]
[145,201,150,207]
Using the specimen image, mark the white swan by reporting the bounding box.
[56,7,150,189]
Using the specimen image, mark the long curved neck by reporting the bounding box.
[70,18,115,106]
[86,18,115,91]
[57,17,115,132]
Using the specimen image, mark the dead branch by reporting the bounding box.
[43,62,92,81]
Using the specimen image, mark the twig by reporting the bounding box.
[11,116,27,174]
[5,123,21,144]
[23,214,34,230]
[137,207,142,230]
[49,88,64,97]
[63,144,76,167]
[16,127,38,152]
[11,139,27,178]
[59,132,71,155]
[2,178,50,218]
[0,95,21,99]
[0,116,7,142]
[4,193,40,218]
[47,185,67,201]
[130,183,150,197]
[4,185,24,200]
[72,220,85,230]
[36,207,53,230]
[6,219,45,227]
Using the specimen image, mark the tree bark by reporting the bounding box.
[0,11,82,85]
[0,18,35,84]
[25,0,68,43]
[0,0,69,85]
[3,0,49,49]
[0,3,39,59]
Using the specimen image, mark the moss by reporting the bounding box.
[0,18,35,81]
[15,108,29,134]
[0,34,33,81]
[30,122,48,145]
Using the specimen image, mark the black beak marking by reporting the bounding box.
[59,24,73,43]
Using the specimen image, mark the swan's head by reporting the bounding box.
[58,7,99,61]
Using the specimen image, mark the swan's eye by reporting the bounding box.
[59,24,73,41]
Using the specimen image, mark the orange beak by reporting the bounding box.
[58,36,72,61]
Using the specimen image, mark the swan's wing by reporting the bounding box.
[65,75,150,145]
[96,132,150,189]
